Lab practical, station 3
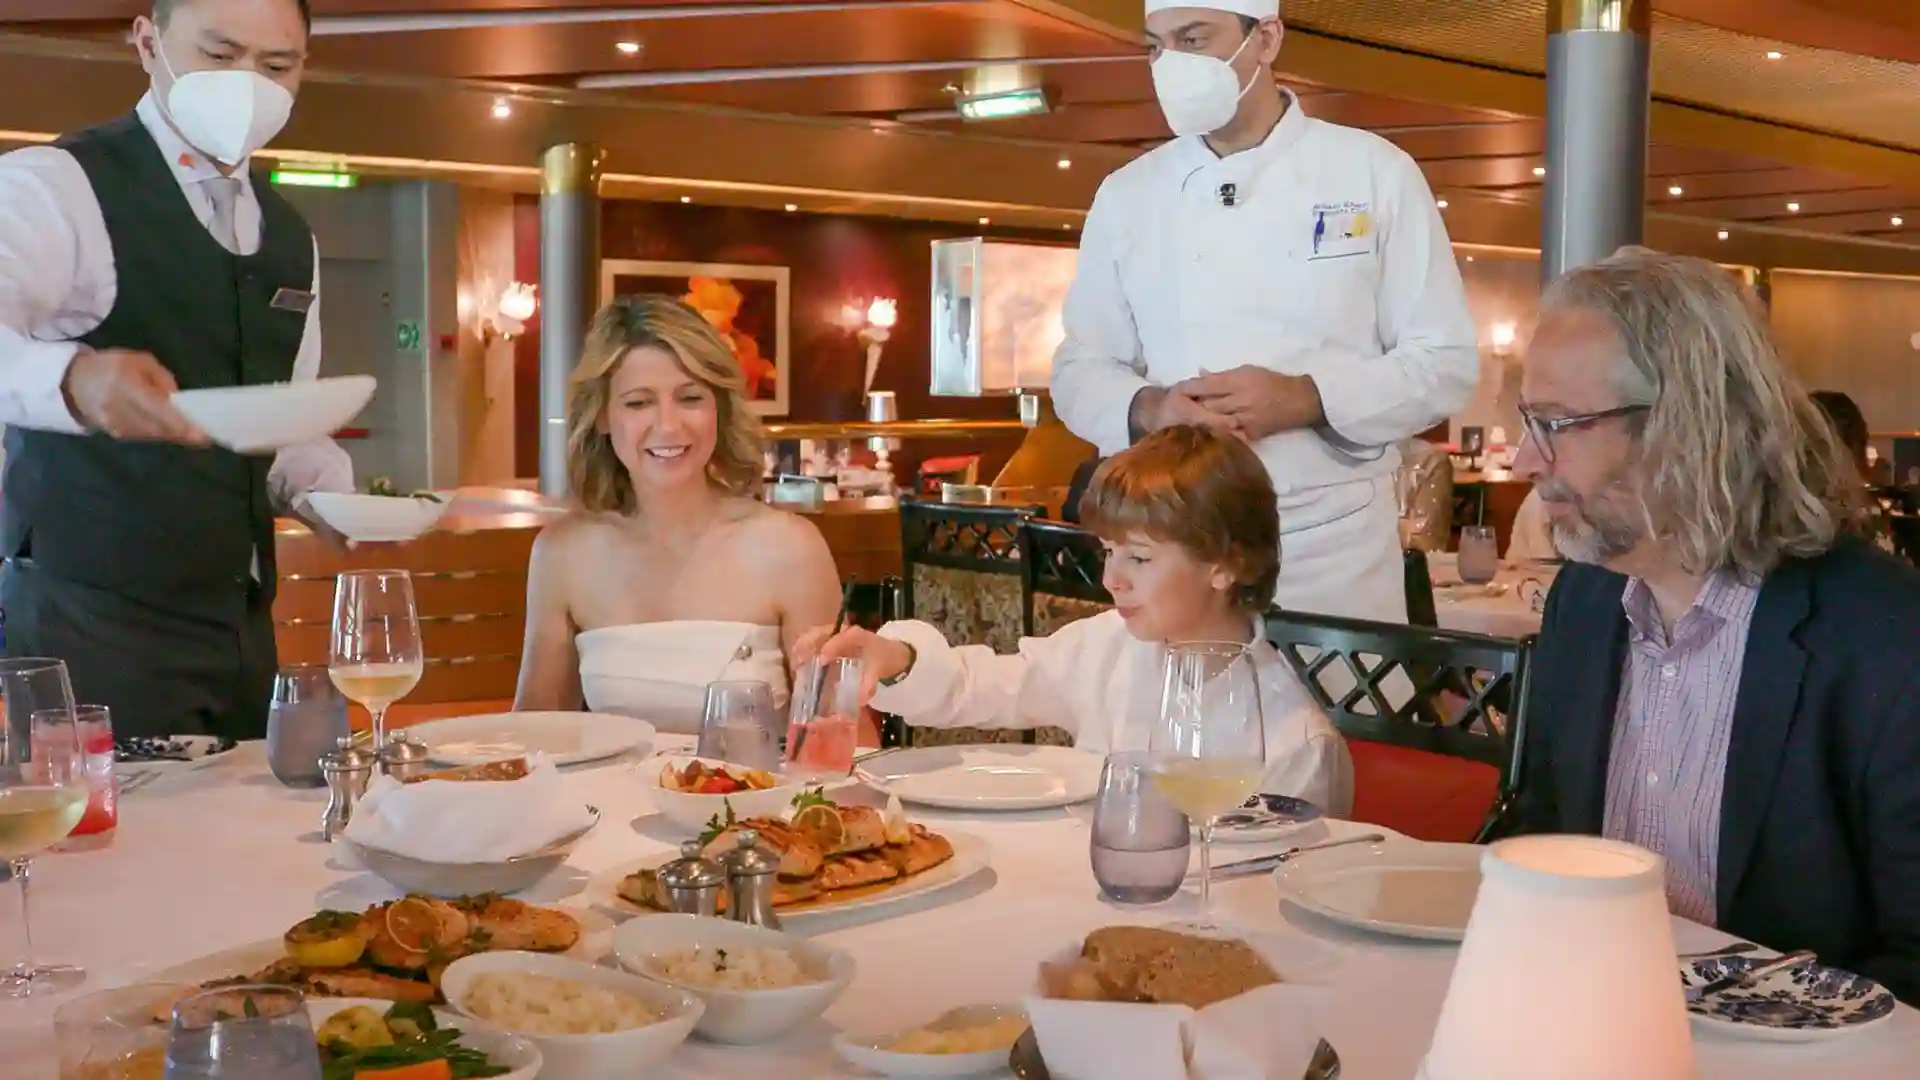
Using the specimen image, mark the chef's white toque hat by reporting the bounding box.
[1144,0,1280,19]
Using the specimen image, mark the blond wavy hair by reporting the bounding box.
[566,294,765,514]
[1542,247,1863,579]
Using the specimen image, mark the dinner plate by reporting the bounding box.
[583,829,991,928]
[1215,793,1324,844]
[1273,836,1482,941]
[308,998,542,1080]
[1680,956,1898,1042]
[174,375,376,454]
[857,745,1104,811]
[834,1003,1027,1078]
[405,711,656,767]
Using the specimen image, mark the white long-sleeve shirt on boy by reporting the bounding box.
[870,610,1354,816]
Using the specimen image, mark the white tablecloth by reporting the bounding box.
[7,740,1917,1077]
[1427,553,1553,639]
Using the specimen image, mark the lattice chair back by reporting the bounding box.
[897,500,1038,747]
[1019,519,1113,637]
[1890,513,1920,569]
[1261,609,1534,842]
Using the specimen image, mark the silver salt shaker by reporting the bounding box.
[318,734,376,841]
[657,840,726,917]
[718,828,783,930]
[377,733,433,781]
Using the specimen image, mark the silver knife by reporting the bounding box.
[1686,949,1817,1003]
[1207,832,1388,880]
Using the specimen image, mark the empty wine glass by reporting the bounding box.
[1149,642,1266,928]
[164,985,321,1080]
[0,657,84,999]
[1090,751,1191,905]
[328,570,423,753]
[784,657,861,783]
[697,680,780,771]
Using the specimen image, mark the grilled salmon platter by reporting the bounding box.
[619,788,958,914]
[156,894,582,1019]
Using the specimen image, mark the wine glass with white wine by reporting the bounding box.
[329,570,424,753]
[0,657,86,998]
[1149,641,1266,928]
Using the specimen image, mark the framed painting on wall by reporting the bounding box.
[599,259,792,416]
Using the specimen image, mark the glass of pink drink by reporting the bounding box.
[784,657,863,783]
[30,705,114,852]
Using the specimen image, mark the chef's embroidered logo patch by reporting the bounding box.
[1311,201,1374,260]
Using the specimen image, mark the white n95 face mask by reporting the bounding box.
[1150,31,1257,137]
[153,39,295,166]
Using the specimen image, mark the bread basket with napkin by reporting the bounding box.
[338,755,599,897]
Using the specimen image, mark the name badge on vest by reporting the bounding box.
[271,288,315,314]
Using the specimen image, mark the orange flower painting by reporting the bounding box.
[601,260,791,415]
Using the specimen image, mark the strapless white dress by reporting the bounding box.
[575,621,787,735]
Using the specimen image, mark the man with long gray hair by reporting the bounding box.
[1512,248,1920,1005]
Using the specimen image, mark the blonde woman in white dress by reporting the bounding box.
[513,295,842,733]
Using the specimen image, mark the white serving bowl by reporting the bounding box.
[832,1003,1029,1078]
[641,754,810,834]
[440,950,702,1080]
[613,915,854,1045]
[303,491,452,542]
[338,806,600,898]
[174,374,376,454]
[308,997,543,1080]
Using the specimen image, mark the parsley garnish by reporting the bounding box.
[697,801,738,848]
[790,787,836,812]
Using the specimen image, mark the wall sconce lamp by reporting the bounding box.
[857,297,898,394]
[480,282,538,344]
[1488,321,1518,357]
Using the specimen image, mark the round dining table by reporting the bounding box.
[7,737,1917,1078]
[1426,552,1554,639]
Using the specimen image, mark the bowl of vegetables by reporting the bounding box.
[304,479,452,543]
[641,756,811,835]
[310,997,542,1080]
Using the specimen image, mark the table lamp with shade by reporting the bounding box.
[1418,834,1695,1080]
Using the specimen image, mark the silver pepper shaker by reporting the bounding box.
[377,733,433,781]
[718,828,783,930]
[318,734,376,841]
[656,840,727,917]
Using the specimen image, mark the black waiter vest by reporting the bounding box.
[1,114,314,621]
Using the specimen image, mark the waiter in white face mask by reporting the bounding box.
[1052,0,1478,622]
[0,0,352,739]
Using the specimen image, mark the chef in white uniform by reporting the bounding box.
[1051,0,1478,622]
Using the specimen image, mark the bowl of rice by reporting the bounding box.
[440,950,702,1080]
[613,914,855,1045]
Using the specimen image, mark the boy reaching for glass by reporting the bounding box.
[797,425,1353,815]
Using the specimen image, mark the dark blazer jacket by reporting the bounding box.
[1517,537,1920,1005]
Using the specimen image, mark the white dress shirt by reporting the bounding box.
[1052,89,1478,520]
[0,93,351,507]
[871,610,1355,816]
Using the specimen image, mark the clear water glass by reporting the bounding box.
[697,680,781,771]
[267,666,350,788]
[1090,750,1190,905]
[164,985,321,1080]
[1458,525,1501,585]
[784,657,862,783]
[0,656,84,999]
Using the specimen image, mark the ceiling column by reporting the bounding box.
[1542,0,1651,280]
[537,142,604,497]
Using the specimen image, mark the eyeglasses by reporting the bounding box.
[1518,404,1650,463]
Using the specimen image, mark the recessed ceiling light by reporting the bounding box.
[679,196,692,204]
[1894,215,1906,227]
[1465,255,1476,262]
[1765,50,1784,61]
[1437,199,1449,209]
[1061,223,1073,229]
[1532,166,1546,177]
[1787,201,1801,212]
[1717,230,1729,240]
[1668,185,1684,196]
[978,216,990,225]
[1056,158,1071,170]
[616,41,641,55]
[784,203,798,212]
[489,97,511,120]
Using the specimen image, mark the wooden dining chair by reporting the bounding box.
[1261,609,1534,844]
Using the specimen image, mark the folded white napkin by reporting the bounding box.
[1024,935,1329,1080]
[340,755,593,863]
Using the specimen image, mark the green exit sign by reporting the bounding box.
[271,169,358,189]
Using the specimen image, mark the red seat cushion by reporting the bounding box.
[1346,738,1499,843]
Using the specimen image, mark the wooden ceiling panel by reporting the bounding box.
[623,55,1149,115]
[1681,186,1910,222]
